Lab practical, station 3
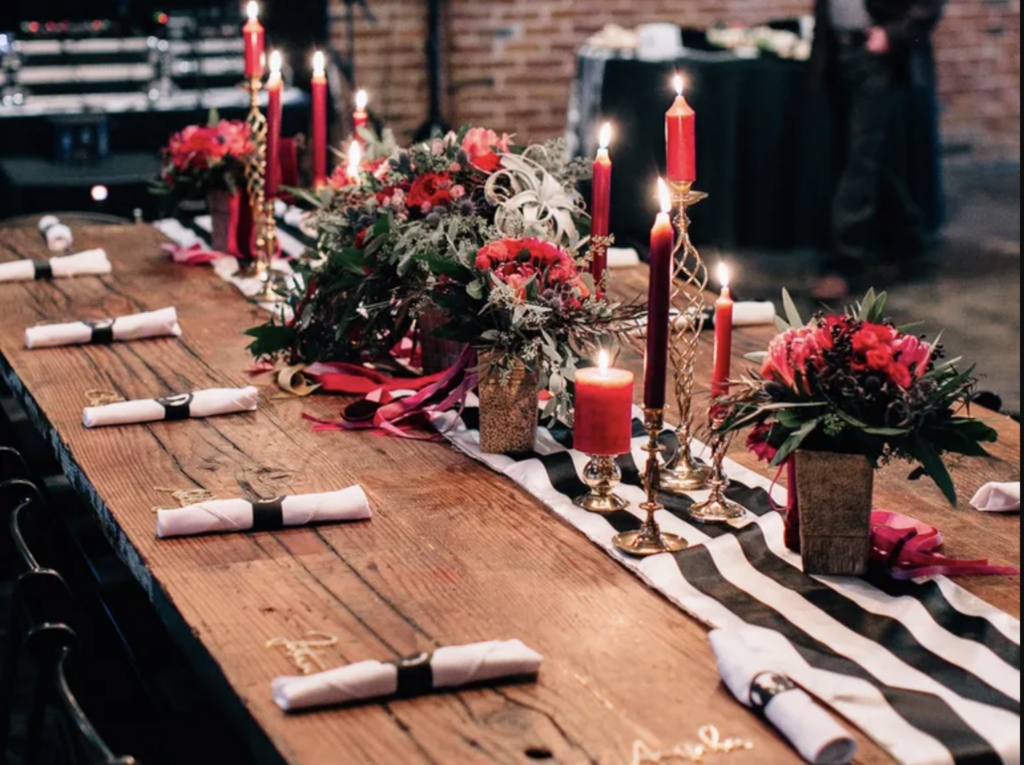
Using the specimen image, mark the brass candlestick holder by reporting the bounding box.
[574,455,629,514]
[242,76,286,303]
[613,409,688,557]
[660,181,712,495]
[689,406,746,524]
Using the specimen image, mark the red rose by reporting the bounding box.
[888,362,913,389]
[866,347,894,371]
[407,173,453,210]
[747,423,779,464]
[461,127,513,174]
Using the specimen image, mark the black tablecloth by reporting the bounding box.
[572,47,944,252]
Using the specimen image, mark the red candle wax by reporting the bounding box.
[574,361,635,456]
[265,57,284,200]
[590,123,613,286]
[666,80,696,183]
[243,5,265,80]
[312,55,328,187]
[712,271,735,401]
[644,181,674,411]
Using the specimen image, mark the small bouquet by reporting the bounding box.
[153,112,254,201]
[722,290,998,507]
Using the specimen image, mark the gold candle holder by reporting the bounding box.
[613,408,689,557]
[574,455,629,514]
[242,75,286,303]
[660,181,712,494]
[689,407,746,524]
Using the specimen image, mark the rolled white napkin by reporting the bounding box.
[158,486,371,538]
[38,215,74,252]
[733,301,777,327]
[83,386,259,429]
[709,630,856,765]
[971,482,1021,513]
[26,307,182,350]
[272,639,543,712]
[0,249,111,283]
[608,247,641,269]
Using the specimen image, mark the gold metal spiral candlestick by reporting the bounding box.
[659,181,712,494]
[613,409,689,557]
[689,407,746,524]
[243,76,285,303]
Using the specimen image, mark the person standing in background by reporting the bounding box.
[811,0,946,300]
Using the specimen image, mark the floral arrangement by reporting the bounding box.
[152,112,254,201]
[246,125,595,366]
[722,290,999,506]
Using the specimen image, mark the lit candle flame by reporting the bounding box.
[718,263,731,289]
[599,122,612,151]
[657,178,671,214]
[246,1,260,20]
[268,50,282,77]
[674,74,685,96]
[356,89,369,111]
[347,140,362,180]
[312,51,326,77]
[598,350,610,375]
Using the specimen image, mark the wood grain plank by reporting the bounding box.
[0,224,1018,765]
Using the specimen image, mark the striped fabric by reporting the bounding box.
[433,399,1021,765]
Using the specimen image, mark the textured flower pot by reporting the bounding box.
[419,308,468,376]
[478,363,539,456]
[794,450,875,576]
[207,189,241,256]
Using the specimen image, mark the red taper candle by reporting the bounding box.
[591,122,613,286]
[712,264,735,401]
[574,351,635,456]
[666,75,697,183]
[644,179,674,411]
[311,51,328,188]
[243,2,265,80]
[354,89,369,137]
[265,51,284,200]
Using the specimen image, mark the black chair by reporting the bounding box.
[26,623,138,765]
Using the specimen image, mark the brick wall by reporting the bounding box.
[331,0,1021,163]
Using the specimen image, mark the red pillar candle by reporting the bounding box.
[265,51,284,200]
[644,179,674,411]
[574,351,635,456]
[311,51,328,188]
[243,2,265,80]
[591,122,613,285]
[354,89,369,136]
[666,75,697,184]
[712,264,735,401]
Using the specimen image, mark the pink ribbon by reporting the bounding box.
[160,242,228,266]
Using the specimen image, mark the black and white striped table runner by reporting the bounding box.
[433,400,1021,765]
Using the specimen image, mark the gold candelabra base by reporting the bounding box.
[688,410,747,525]
[574,455,629,515]
[613,409,689,557]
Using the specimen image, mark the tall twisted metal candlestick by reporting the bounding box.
[243,76,285,303]
[613,408,689,557]
[659,181,712,494]
[689,406,745,523]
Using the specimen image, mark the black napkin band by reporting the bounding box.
[33,260,53,280]
[393,653,434,698]
[251,497,286,532]
[86,320,116,345]
[156,393,194,422]
[750,672,797,714]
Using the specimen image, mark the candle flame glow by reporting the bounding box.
[674,74,685,96]
[246,1,260,20]
[347,140,362,180]
[718,263,731,289]
[356,89,369,111]
[599,122,612,150]
[598,350,610,375]
[269,50,282,76]
[312,51,326,77]
[657,178,671,214]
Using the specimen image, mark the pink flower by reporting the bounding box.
[432,138,445,156]
[747,423,779,464]
[894,335,935,380]
[461,127,513,173]
[449,163,463,173]
[451,185,466,200]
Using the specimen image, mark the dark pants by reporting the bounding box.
[826,43,925,278]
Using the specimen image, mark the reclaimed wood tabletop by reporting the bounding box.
[0,223,1019,765]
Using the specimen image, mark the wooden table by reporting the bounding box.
[0,224,1019,765]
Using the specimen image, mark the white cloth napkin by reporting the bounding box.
[971,482,1021,513]
[0,249,111,283]
[38,215,74,252]
[709,630,856,765]
[157,486,371,538]
[272,640,544,712]
[83,386,259,428]
[608,247,641,269]
[26,307,182,350]
[733,301,777,327]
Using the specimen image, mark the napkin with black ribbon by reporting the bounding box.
[157,486,371,538]
[0,249,112,283]
[272,639,543,712]
[26,307,183,350]
[83,386,259,429]
[38,215,74,252]
[709,630,857,765]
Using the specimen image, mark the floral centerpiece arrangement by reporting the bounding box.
[721,290,999,575]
